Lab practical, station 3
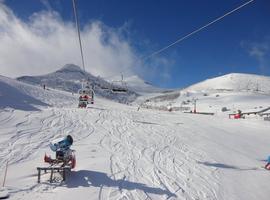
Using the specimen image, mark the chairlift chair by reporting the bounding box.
[111,87,128,93]
[100,85,110,90]
[111,80,128,93]
[78,81,95,107]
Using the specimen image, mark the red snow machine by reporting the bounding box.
[37,135,76,183]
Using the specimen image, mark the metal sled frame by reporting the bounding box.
[37,165,71,183]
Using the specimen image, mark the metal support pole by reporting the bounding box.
[37,168,41,183]
[50,170,53,183]
[72,0,86,72]
[194,99,197,113]
[63,169,66,182]
[2,161,8,187]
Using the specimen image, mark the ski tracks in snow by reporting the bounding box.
[94,108,219,200]
[0,106,106,199]
[0,105,220,200]
[0,107,100,192]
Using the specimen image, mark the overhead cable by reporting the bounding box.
[72,0,86,72]
[143,0,255,60]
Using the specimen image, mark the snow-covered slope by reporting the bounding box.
[141,73,270,113]
[17,64,138,103]
[184,73,270,93]
[1,73,270,200]
[0,75,76,110]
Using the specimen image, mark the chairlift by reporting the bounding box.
[100,85,110,90]
[111,81,128,93]
[110,74,128,93]
[78,80,94,107]
[112,87,128,93]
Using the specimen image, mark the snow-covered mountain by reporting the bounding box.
[17,64,138,103]
[141,73,270,113]
[184,73,270,93]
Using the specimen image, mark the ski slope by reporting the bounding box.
[141,73,270,115]
[1,76,270,200]
[183,73,270,93]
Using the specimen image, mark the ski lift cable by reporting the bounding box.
[143,0,255,60]
[72,0,86,72]
[101,72,127,81]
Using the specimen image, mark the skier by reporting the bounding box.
[265,155,270,170]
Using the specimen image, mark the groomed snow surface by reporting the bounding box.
[1,75,270,200]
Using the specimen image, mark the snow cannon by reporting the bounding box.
[44,135,76,169]
[49,135,73,152]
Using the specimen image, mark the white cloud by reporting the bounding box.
[40,0,52,10]
[242,38,270,73]
[248,43,268,61]
[0,2,170,81]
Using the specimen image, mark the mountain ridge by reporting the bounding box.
[17,64,138,103]
[183,73,270,93]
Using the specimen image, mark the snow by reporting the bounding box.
[17,64,138,104]
[1,73,270,200]
[0,75,77,110]
[0,187,9,199]
[141,73,270,115]
[184,73,270,93]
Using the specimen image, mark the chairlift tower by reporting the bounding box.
[192,98,198,113]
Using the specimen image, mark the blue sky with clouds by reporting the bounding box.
[1,0,270,88]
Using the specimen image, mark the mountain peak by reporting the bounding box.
[58,64,83,72]
[17,64,138,103]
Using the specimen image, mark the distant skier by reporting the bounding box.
[43,84,46,90]
[265,155,270,170]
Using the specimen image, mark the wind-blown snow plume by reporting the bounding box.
[242,37,270,74]
[0,3,169,81]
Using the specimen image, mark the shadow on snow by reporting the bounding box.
[66,170,176,198]
[0,81,48,111]
[198,161,260,171]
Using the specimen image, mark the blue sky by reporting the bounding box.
[1,0,270,88]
